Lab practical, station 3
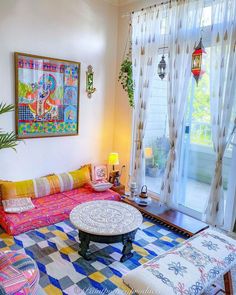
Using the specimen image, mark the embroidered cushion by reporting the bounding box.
[123,229,236,295]
[0,165,91,200]
[2,198,35,213]
[91,181,113,192]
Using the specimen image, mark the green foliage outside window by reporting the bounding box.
[189,48,212,146]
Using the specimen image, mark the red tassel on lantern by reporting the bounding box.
[191,37,206,85]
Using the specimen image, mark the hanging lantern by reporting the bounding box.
[191,37,206,85]
[158,55,166,80]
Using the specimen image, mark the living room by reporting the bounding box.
[0,0,236,294]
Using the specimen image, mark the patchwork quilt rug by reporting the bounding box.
[0,219,186,295]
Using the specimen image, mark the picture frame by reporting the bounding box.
[15,52,80,139]
[93,165,108,181]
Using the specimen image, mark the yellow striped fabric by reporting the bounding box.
[1,180,35,200]
[0,165,91,200]
[68,166,91,189]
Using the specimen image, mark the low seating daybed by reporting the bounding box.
[123,228,236,295]
[0,165,120,236]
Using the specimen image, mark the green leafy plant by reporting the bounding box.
[118,56,134,107]
[0,102,19,151]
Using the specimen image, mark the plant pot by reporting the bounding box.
[146,167,160,178]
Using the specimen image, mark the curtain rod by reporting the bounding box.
[121,0,171,18]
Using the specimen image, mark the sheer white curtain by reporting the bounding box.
[205,0,236,226]
[160,0,204,206]
[131,8,162,190]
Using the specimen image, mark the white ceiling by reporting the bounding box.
[103,0,139,6]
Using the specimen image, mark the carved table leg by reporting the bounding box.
[78,231,91,260]
[120,231,136,262]
[224,271,233,295]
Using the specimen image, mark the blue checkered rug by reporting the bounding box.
[0,218,186,294]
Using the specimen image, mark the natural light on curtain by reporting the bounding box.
[131,6,164,191]
[205,0,236,226]
[160,0,204,207]
[130,0,236,229]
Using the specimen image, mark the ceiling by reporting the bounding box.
[103,0,140,6]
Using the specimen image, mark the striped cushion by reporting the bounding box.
[0,251,39,294]
[0,165,91,200]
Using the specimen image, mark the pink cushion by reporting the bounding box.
[0,185,120,235]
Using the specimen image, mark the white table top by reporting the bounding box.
[69,200,143,236]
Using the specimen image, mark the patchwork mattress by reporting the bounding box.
[0,185,120,235]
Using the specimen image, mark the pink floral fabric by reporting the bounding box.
[0,185,120,235]
[0,251,39,294]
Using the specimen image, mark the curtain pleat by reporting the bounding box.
[160,0,204,207]
[131,7,163,190]
[205,0,236,226]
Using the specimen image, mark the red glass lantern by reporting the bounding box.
[191,37,206,85]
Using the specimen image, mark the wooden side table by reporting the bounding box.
[122,197,209,237]
[111,184,125,195]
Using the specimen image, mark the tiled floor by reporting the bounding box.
[0,219,186,295]
[146,175,211,212]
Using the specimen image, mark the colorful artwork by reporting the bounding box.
[15,53,80,138]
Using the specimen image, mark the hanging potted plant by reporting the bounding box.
[0,102,19,151]
[118,54,134,108]
[118,23,134,108]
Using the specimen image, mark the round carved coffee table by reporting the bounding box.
[70,200,143,262]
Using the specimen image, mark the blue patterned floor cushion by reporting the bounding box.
[123,229,236,295]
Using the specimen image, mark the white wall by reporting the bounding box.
[0,0,118,180]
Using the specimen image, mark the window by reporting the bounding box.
[142,3,235,218]
[144,54,168,195]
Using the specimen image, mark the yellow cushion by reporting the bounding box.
[69,166,91,189]
[0,165,91,200]
[1,180,35,200]
[1,182,17,200]
[0,180,12,198]
[15,179,35,198]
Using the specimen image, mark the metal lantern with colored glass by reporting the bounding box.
[158,55,166,80]
[191,37,206,85]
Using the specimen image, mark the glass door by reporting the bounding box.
[178,47,233,221]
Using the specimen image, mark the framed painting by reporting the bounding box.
[93,165,108,181]
[15,52,80,138]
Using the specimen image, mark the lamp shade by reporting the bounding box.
[144,147,153,159]
[108,152,119,166]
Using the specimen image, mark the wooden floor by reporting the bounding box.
[122,197,209,237]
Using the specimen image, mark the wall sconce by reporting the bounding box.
[86,65,96,98]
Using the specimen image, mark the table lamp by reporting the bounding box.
[108,152,119,171]
[144,147,153,159]
[108,152,120,186]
